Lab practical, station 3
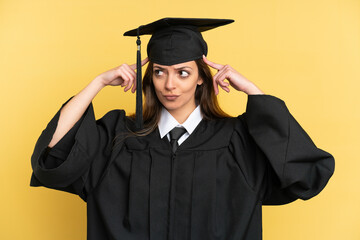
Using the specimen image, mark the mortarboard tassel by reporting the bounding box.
[135,26,143,130]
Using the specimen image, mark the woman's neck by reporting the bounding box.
[168,103,197,124]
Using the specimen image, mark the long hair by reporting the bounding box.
[113,58,231,146]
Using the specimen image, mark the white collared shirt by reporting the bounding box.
[158,105,203,145]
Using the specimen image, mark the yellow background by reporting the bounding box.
[1,0,358,239]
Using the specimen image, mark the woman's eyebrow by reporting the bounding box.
[153,66,165,70]
[153,66,192,70]
[174,66,192,70]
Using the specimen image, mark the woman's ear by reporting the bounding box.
[197,77,203,85]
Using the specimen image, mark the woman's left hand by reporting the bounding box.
[202,55,264,95]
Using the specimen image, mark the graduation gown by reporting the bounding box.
[30,94,335,240]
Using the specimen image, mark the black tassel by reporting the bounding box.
[135,26,143,130]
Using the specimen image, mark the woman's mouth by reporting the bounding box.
[164,95,179,101]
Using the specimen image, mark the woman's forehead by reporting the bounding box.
[153,60,196,69]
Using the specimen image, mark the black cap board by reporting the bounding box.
[123,17,235,130]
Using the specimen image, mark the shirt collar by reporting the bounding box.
[158,105,203,139]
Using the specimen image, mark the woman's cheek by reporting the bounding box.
[152,80,162,93]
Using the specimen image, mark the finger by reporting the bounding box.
[214,68,232,88]
[215,70,230,93]
[124,64,137,93]
[213,70,227,87]
[131,78,137,93]
[131,79,137,93]
[213,77,219,95]
[221,86,230,92]
[124,79,134,92]
[117,68,130,85]
[122,67,134,84]
[123,75,134,92]
[202,55,224,70]
[142,57,149,66]
[121,80,129,88]
[213,69,225,83]
[123,64,136,79]
[218,78,229,87]
[213,65,231,81]
[129,62,136,70]
[129,57,149,70]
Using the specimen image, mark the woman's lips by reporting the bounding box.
[164,95,179,101]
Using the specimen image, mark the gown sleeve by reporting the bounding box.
[233,94,335,205]
[29,96,127,202]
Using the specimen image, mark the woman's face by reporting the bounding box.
[152,60,203,116]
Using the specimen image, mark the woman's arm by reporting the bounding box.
[48,78,104,147]
[202,55,334,203]
[48,57,149,147]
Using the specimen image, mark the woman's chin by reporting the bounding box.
[161,102,180,111]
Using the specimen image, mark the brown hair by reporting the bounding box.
[113,58,231,145]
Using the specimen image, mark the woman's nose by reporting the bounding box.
[165,74,176,90]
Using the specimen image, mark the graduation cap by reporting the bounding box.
[123,17,234,130]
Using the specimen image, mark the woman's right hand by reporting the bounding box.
[96,57,149,93]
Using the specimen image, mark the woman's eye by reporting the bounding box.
[180,70,189,78]
[154,70,163,76]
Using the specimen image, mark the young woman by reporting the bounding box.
[30,18,335,240]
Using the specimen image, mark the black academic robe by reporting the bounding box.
[30,94,335,240]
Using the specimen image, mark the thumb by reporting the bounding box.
[141,57,149,66]
[129,57,149,70]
